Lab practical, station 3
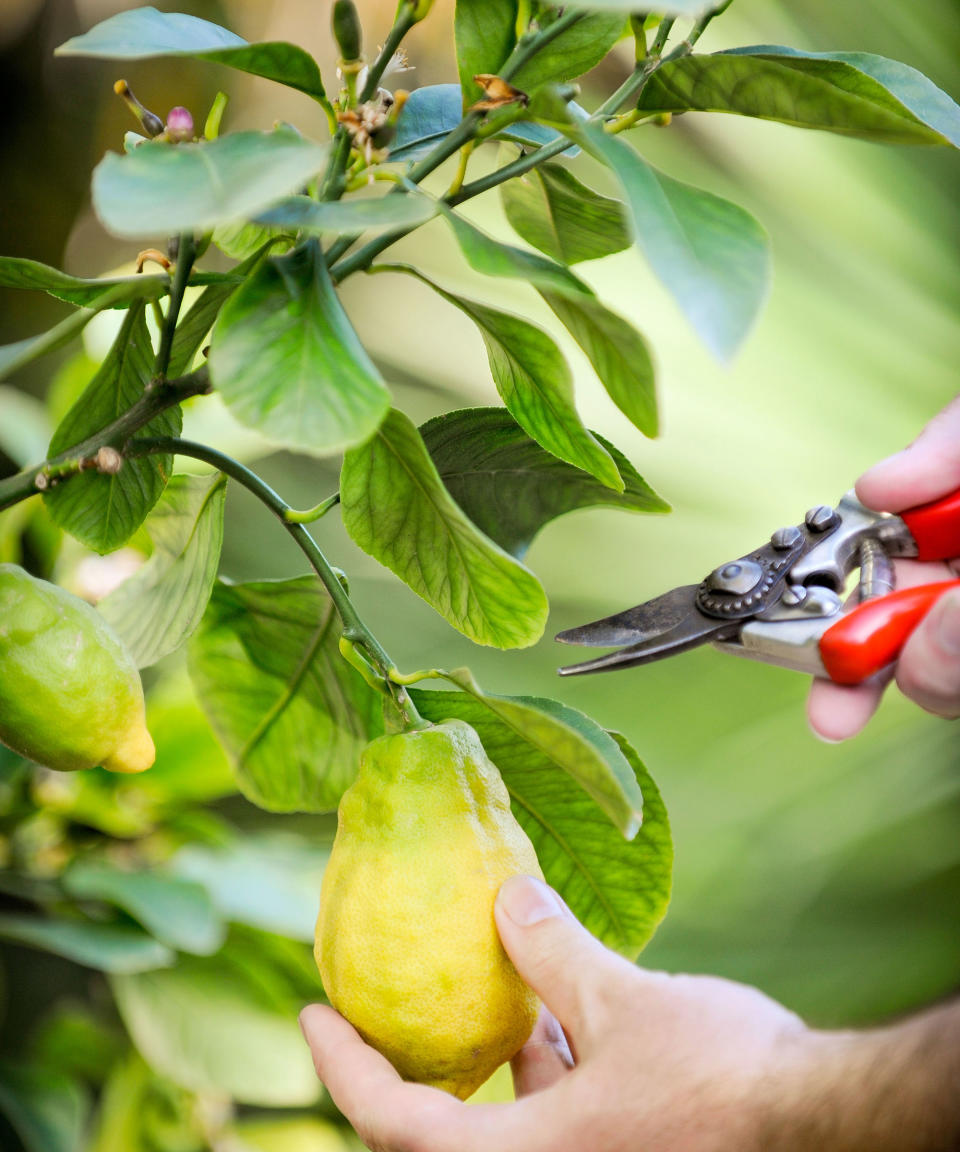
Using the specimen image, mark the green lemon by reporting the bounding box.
[0,564,154,773]
[315,719,542,1099]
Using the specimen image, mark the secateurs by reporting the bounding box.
[556,488,960,685]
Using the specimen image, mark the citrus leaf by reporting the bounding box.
[98,473,227,668]
[92,129,329,238]
[580,123,770,362]
[0,257,234,308]
[210,239,390,457]
[639,47,960,147]
[257,191,438,235]
[0,914,174,973]
[541,290,658,437]
[433,671,643,838]
[0,1063,89,1152]
[390,84,579,162]
[500,161,630,264]
[340,408,548,649]
[188,576,384,812]
[111,951,321,1107]
[420,407,667,558]
[388,265,621,488]
[57,7,326,100]
[167,243,274,377]
[412,689,672,951]
[455,0,517,101]
[441,206,588,298]
[44,304,181,554]
[62,859,225,956]
[509,13,626,95]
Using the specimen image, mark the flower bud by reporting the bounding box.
[165,106,194,142]
[333,0,363,63]
[114,79,164,137]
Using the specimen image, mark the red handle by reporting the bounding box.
[820,580,960,684]
[901,488,960,561]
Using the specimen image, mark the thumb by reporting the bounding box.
[494,875,636,1050]
[856,394,960,512]
[894,586,960,718]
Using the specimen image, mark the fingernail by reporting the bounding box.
[498,875,562,926]
[935,591,960,655]
[298,1008,310,1042]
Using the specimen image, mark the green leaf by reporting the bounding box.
[257,191,438,235]
[212,219,294,262]
[62,859,225,956]
[420,407,667,558]
[0,914,174,973]
[580,123,770,362]
[541,290,658,436]
[455,0,517,100]
[92,128,329,239]
[44,304,182,553]
[388,265,621,488]
[172,833,330,943]
[341,408,548,649]
[188,576,384,812]
[167,243,274,377]
[210,239,390,456]
[412,672,645,843]
[415,688,671,954]
[98,473,227,668]
[431,672,644,837]
[500,160,630,264]
[111,951,321,1107]
[0,256,180,308]
[0,1062,89,1152]
[639,46,960,147]
[390,84,579,162]
[441,206,588,298]
[56,7,326,100]
[510,13,626,95]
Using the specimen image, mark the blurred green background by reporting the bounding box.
[0,0,958,1148]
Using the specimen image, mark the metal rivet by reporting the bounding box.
[780,585,807,608]
[771,525,802,550]
[805,505,840,532]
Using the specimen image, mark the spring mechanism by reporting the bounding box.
[858,538,895,602]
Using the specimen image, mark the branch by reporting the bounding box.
[0,367,210,514]
[126,436,425,730]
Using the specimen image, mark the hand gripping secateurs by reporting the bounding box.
[556,488,960,685]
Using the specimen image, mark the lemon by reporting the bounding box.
[315,718,541,1099]
[0,564,154,773]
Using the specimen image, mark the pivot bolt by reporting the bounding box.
[705,559,764,595]
[805,505,839,532]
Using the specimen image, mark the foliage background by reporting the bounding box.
[0,0,958,1148]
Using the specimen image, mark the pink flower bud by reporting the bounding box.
[165,106,195,142]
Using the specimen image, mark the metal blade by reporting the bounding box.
[558,612,738,676]
[555,584,702,648]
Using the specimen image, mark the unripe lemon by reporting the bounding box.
[315,719,541,1099]
[0,564,154,773]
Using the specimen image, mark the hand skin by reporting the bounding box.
[300,875,960,1152]
[808,395,960,740]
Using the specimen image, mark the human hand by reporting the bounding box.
[808,396,960,740]
[300,874,811,1152]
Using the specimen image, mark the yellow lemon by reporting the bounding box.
[315,719,541,1099]
[0,564,154,773]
